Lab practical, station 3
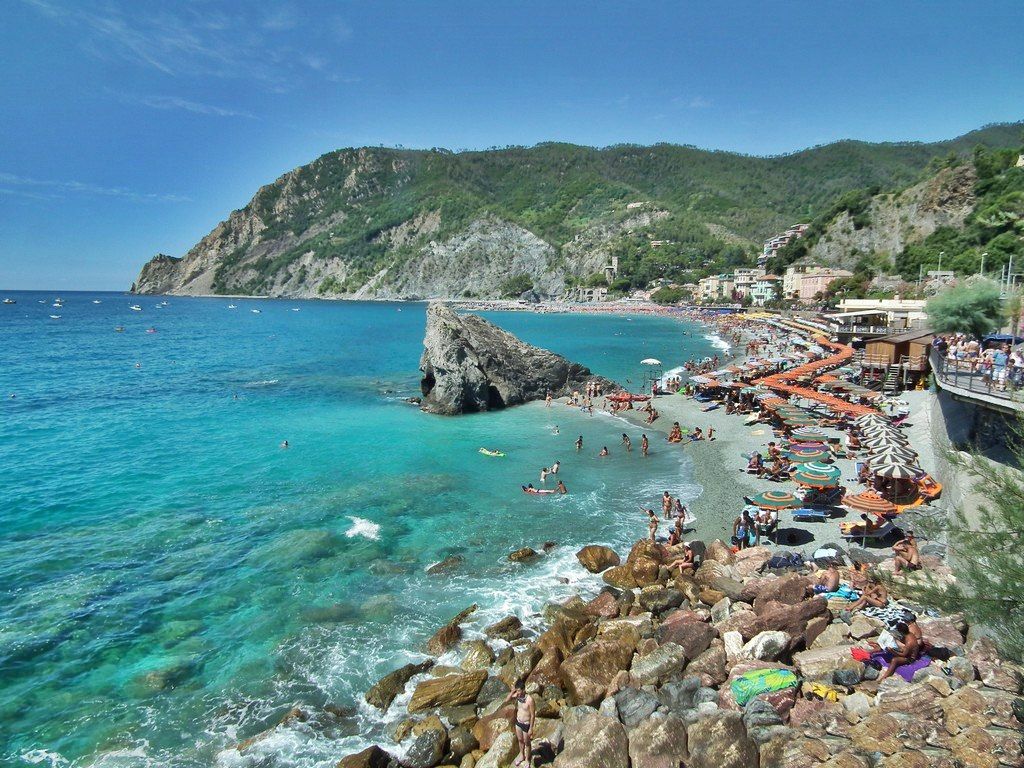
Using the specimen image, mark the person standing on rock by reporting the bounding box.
[647,509,659,542]
[504,680,535,767]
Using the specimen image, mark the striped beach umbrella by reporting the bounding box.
[861,434,910,449]
[872,462,919,479]
[749,490,801,510]
[791,463,842,488]
[855,413,888,425]
[790,427,828,442]
[867,445,918,462]
[785,447,831,462]
[842,490,897,516]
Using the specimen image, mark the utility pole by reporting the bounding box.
[938,251,944,274]
[980,252,987,277]
[917,264,923,292]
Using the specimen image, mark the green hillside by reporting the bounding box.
[133,122,1024,298]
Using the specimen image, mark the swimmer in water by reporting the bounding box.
[641,434,649,457]
[555,480,567,494]
[552,425,559,435]
[575,435,583,452]
[599,446,609,457]
[621,433,632,451]
[280,440,289,449]
[550,461,560,474]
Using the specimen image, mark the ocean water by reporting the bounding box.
[0,293,718,768]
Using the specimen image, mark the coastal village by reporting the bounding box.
[318,290,1024,768]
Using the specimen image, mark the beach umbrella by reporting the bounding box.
[842,490,897,516]
[872,462,919,480]
[867,445,918,461]
[860,434,910,449]
[741,386,762,395]
[641,358,661,365]
[791,464,842,488]
[790,427,828,442]
[749,490,801,510]
[855,414,888,425]
[782,417,818,427]
[785,447,831,462]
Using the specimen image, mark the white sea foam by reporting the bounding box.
[345,516,381,540]
[244,379,280,387]
[21,750,69,767]
[704,333,732,352]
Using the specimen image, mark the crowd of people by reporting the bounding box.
[934,333,1023,391]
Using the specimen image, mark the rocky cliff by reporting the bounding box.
[418,303,610,415]
[802,165,978,270]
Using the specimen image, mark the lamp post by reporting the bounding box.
[980,252,987,277]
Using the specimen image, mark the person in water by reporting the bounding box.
[555,480,567,494]
[621,433,632,451]
[280,440,289,449]
[661,491,673,519]
[575,435,583,452]
[641,434,649,457]
[504,680,535,767]
[550,460,560,474]
[599,446,609,457]
[540,467,549,484]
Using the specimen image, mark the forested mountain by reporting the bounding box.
[132,122,1023,299]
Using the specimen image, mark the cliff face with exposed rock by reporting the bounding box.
[418,303,610,415]
[802,165,978,270]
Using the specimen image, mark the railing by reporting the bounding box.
[930,349,1024,408]
[831,324,891,336]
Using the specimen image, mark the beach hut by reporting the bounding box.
[864,328,935,367]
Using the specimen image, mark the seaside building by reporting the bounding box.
[760,223,810,266]
[783,265,854,301]
[732,268,766,299]
[697,273,735,303]
[566,286,608,303]
[749,274,782,306]
[834,297,929,329]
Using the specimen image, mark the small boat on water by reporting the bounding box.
[291,308,300,312]
[92,300,102,304]
[115,326,125,332]
[49,314,61,319]
[227,304,237,309]
[251,309,262,314]
[52,302,63,308]
[146,327,157,333]
[2,298,15,304]
[129,305,142,311]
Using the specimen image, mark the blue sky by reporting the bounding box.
[2,1,1022,290]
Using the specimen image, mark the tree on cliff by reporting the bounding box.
[904,416,1024,661]
[926,280,1004,339]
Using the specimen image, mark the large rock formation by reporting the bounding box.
[418,303,611,415]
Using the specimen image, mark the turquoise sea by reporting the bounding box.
[0,293,719,768]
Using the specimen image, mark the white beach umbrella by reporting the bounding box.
[861,434,910,448]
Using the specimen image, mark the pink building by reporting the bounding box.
[798,269,853,301]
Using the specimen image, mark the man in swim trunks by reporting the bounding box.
[575,435,583,452]
[504,680,535,767]
[555,480,567,494]
[662,491,673,519]
[641,434,649,456]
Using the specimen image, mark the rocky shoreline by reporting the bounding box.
[329,538,1023,768]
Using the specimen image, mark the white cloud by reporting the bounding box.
[136,95,258,119]
[671,95,712,109]
[22,0,352,89]
[0,172,190,203]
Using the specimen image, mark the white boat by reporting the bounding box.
[251,309,262,314]
[52,302,63,308]
[227,304,237,309]
[49,314,61,319]
[129,305,142,311]
[92,300,102,304]
[291,308,300,312]
[2,298,15,304]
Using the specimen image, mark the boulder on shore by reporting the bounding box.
[408,670,488,713]
[419,302,612,415]
[576,545,621,573]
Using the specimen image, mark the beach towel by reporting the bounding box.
[731,668,799,706]
[823,584,859,601]
[868,651,932,683]
[860,602,917,631]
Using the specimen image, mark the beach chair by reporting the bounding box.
[840,520,897,547]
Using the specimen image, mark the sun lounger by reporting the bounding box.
[793,508,828,522]
[840,520,897,546]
